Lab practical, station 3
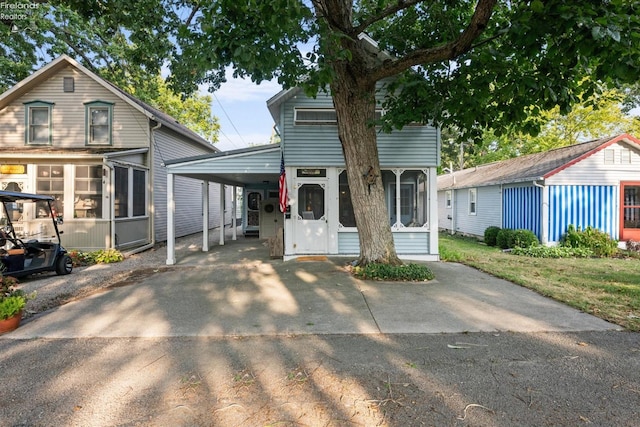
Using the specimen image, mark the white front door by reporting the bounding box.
[294,180,328,254]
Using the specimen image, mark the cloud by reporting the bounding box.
[198,67,282,103]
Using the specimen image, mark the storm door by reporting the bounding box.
[621,182,640,241]
[295,180,328,253]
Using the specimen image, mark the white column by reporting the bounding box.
[202,181,209,252]
[428,168,439,256]
[166,172,176,265]
[219,183,225,245]
[394,169,402,228]
[232,185,237,240]
[540,183,549,245]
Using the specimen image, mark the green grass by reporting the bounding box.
[439,233,640,331]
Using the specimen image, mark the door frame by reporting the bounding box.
[293,177,329,254]
[620,181,640,241]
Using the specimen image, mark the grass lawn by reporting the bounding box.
[438,233,640,331]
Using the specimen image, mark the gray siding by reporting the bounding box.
[338,231,431,255]
[281,90,439,168]
[152,127,222,242]
[0,65,149,148]
[454,185,502,237]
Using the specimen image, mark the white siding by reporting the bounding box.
[548,142,640,185]
[0,65,149,148]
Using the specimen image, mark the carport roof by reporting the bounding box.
[164,143,282,186]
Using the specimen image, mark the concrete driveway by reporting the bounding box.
[6,237,619,339]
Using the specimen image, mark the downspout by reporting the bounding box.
[533,179,548,245]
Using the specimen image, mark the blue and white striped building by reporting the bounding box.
[437,134,640,244]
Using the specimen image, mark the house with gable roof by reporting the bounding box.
[437,133,640,244]
[0,55,231,252]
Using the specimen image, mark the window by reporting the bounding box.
[297,184,325,220]
[24,101,53,145]
[338,171,356,227]
[621,149,631,164]
[63,77,74,92]
[132,169,146,216]
[114,166,147,218]
[604,149,615,164]
[384,170,429,227]
[74,165,102,218]
[114,166,128,218]
[85,101,113,145]
[446,190,452,208]
[294,108,382,125]
[468,188,477,215]
[36,165,64,218]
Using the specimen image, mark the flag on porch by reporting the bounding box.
[279,152,288,213]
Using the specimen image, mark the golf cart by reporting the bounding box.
[0,190,72,278]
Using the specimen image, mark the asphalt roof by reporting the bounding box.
[437,133,640,190]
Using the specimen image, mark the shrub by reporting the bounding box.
[511,246,593,258]
[511,229,539,248]
[92,249,124,264]
[483,226,501,247]
[560,225,618,257]
[626,240,640,253]
[496,228,514,249]
[352,263,435,281]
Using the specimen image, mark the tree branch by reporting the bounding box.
[367,0,498,83]
[352,0,424,36]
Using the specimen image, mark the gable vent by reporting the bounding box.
[63,77,75,92]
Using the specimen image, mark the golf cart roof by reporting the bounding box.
[0,190,54,203]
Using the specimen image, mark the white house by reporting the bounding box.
[438,134,640,244]
[0,55,231,251]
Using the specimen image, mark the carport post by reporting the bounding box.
[219,183,225,245]
[232,186,237,240]
[202,181,209,252]
[166,172,176,265]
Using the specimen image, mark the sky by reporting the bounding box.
[205,71,283,152]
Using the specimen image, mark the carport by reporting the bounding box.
[163,143,282,264]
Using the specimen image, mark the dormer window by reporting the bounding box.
[24,101,54,145]
[85,100,113,145]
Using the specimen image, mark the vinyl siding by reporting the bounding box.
[503,185,542,239]
[453,186,502,237]
[338,231,431,255]
[548,142,640,185]
[0,66,149,148]
[280,90,439,168]
[547,185,618,242]
[152,127,223,242]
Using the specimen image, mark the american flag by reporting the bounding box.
[279,152,288,213]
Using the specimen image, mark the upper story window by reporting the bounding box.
[294,108,383,125]
[85,100,114,145]
[445,190,452,208]
[604,149,615,164]
[621,148,631,164]
[24,101,54,145]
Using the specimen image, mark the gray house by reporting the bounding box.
[164,85,441,262]
[0,55,230,251]
[438,134,640,244]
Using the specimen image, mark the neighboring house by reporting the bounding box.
[438,133,640,244]
[0,55,230,252]
[164,85,440,263]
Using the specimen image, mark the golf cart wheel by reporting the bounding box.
[56,254,73,275]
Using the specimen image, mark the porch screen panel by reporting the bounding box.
[502,186,541,239]
[547,185,617,242]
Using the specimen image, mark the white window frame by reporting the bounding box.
[604,148,615,164]
[85,100,114,145]
[24,101,54,145]
[468,188,477,215]
[294,108,383,125]
[446,190,452,208]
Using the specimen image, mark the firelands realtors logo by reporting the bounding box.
[1,1,40,32]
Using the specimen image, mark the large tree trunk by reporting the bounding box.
[330,70,401,265]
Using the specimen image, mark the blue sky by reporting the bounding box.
[205,70,282,151]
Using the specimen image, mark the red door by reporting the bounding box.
[621,182,640,241]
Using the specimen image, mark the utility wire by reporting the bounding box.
[213,92,247,148]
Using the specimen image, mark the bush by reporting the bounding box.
[483,226,501,247]
[352,263,435,281]
[511,246,593,258]
[560,225,618,257]
[511,229,539,248]
[496,228,514,249]
[68,249,124,266]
